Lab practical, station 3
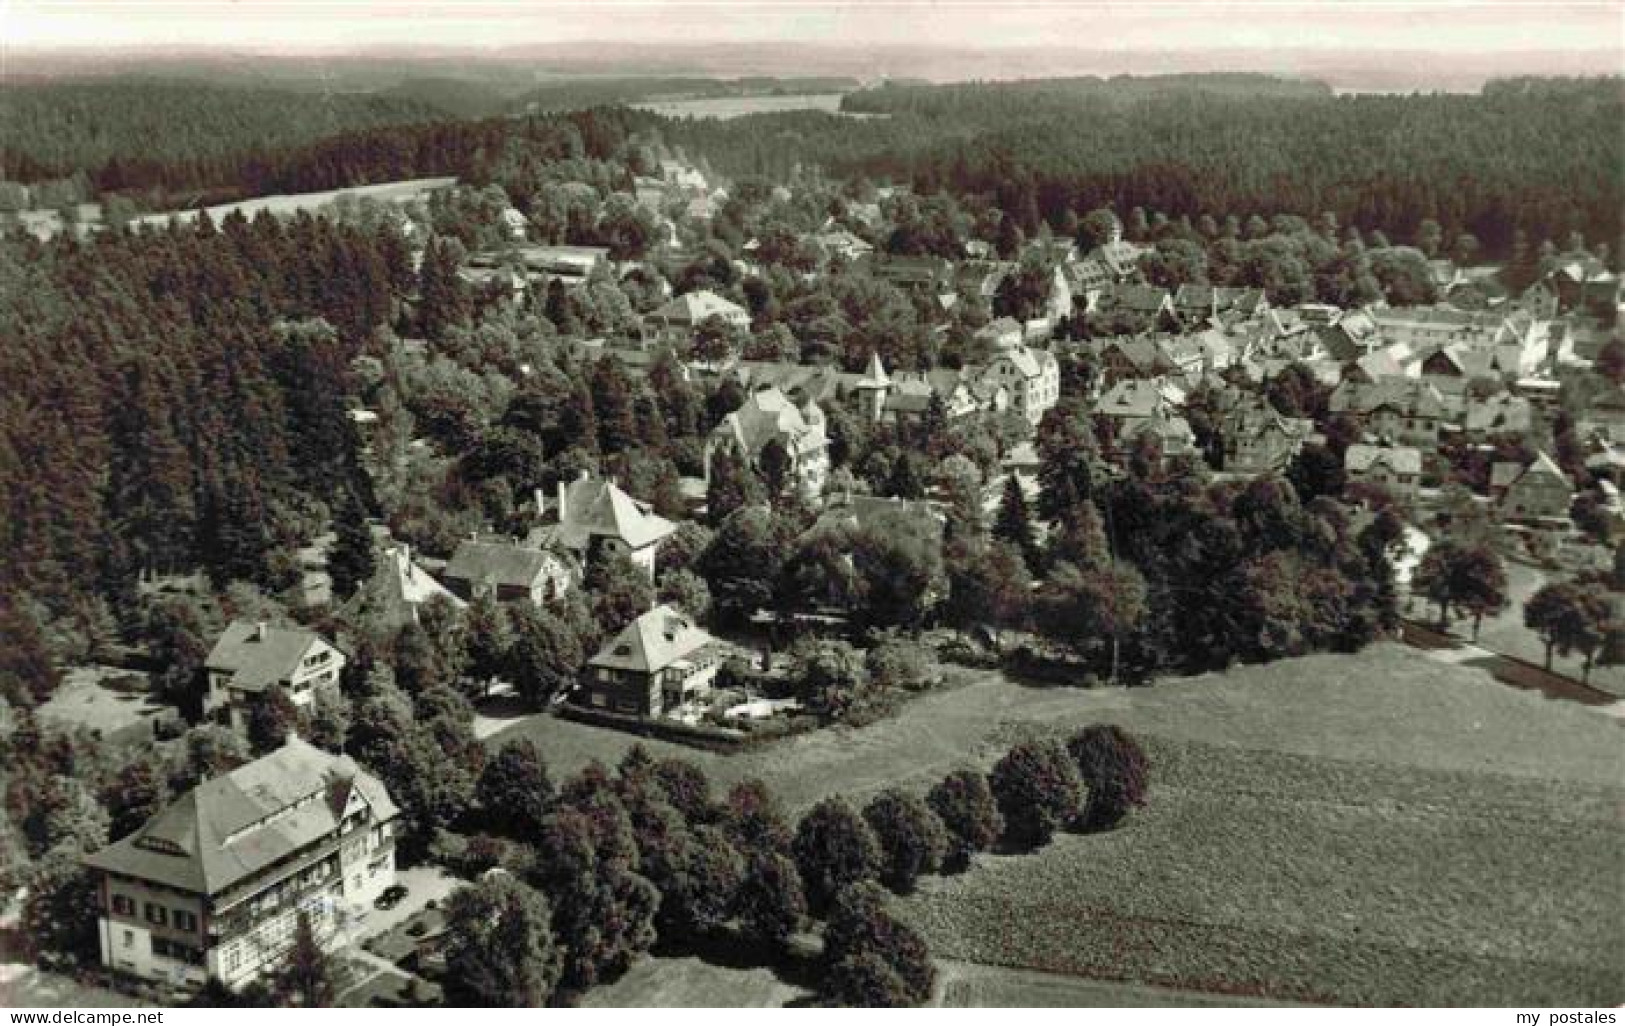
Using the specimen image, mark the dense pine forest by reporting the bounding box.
[0,74,850,194]
[0,78,450,183]
[0,212,402,692]
[6,73,1617,260]
[819,75,1624,258]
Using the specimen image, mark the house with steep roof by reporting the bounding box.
[975,316,1025,351]
[1099,335,1178,383]
[499,206,528,241]
[1096,378,1170,423]
[864,254,955,296]
[956,260,1015,302]
[1219,394,1317,475]
[1499,451,1574,524]
[1419,342,1497,394]
[853,354,995,426]
[1121,408,1200,464]
[1542,253,1618,314]
[203,622,344,733]
[730,361,851,407]
[442,538,575,607]
[580,604,726,717]
[648,289,750,342]
[708,386,831,500]
[1094,377,1195,463]
[1160,334,1213,382]
[532,472,677,580]
[1172,285,1269,327]
[1093,283,1177,328]
[513,244,611,280]
[816,493,948,544]
[372,542,466,630]
[1330,377,1455,447]
[1316,308,1383,363]
[1460,392,1535,439]
[878,373,967,425]
[977,344,1060,426]
[1067,235,1146,298]
[1370,306,1532,353]
[853,351,894,423]
[811,227,874,262]
[1344,443,1422,501]
[658,160,709,193]
[82,737,399,991]
[1348,345,1412,383]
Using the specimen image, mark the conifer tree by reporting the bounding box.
[993,476,1041,572]
[327,485,375,602]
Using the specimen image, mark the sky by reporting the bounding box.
[2,0,1621,55]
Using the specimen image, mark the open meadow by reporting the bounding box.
[130,177,456,228]
[493,643,1625,1006]
[629,93,877,119]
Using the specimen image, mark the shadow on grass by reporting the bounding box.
[652,927,824,999]
[1459,655,1615,706]
[472,693,535,720]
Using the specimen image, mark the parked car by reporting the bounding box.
[375,884,409,910]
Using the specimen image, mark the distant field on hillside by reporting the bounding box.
[131,176,456,227]
[494,644,1623,1006]
[630,93,868,119]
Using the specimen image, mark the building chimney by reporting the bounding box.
[255,621,268,641]
[556,481,570,529]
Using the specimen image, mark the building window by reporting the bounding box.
[173,910,198,933]
[224,946,241,974]
[144,902,168,927]
[122,930,134,949]
[112,895,135,916]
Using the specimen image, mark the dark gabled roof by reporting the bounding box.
[1096,378,1167,419]
[1506,450,1572,491]
[444,540,560,589]
[652,290,746,326]
[83,738,398,896]
[204,621,333,692]
[1102,336,1175,376]
[556,475,676,551]
[865,255,954,287]
[1345,444,1422,475]
[1102,283,1173,313]
[588,604,719,675]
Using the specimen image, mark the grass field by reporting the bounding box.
[630,93,875,119]
[131,177,456,228]
[492,643,1622,1006]
[579,954,812,1008]
[1462,559,1625,695]
[36,666,168,745]
[936,961,1303,1007]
